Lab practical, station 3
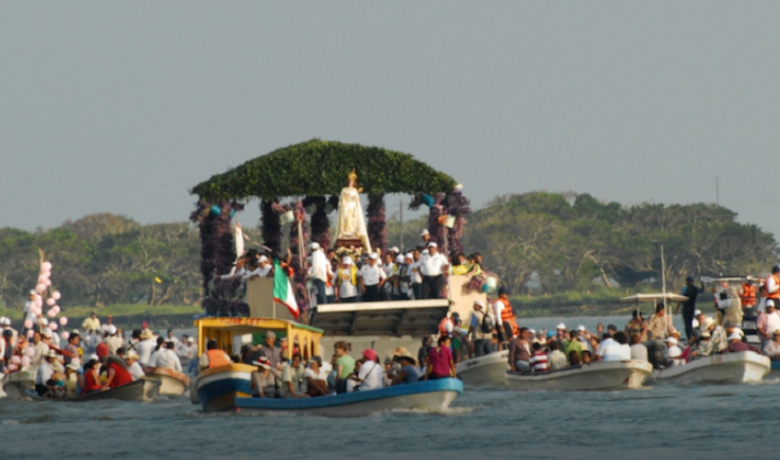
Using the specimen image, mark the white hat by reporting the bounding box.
[474,299,485,308]
[421,229,429,236]
[667,347,682,359]
[529,329,536,335]
[396,255,405,264]
[422,249,429,255]
[390,246,399,253]
[29,290,37,295]
[126,350,140,360]
[694,309,703,316]
[733,327,744,337]
[187,337,194,343]
[258,255,268,263]
[41,329,52,338]
[404,253,413,260]
[342,256,353,265]
[768,300,776,308]
[369,252,379,260]
[665,337,677,344]
[577,325,586,332]
[556,323,566,330]
[45,350,57,358]
[702,317,714,329]
[728,332,742,341]
[107,325,117,335]
[66,363,80,371]
[310,242,320,250]
[428,242,437,248]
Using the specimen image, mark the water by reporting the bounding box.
[2,315,773,460]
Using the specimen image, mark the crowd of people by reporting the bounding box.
[213,230,488,306]
[0,313,198,399]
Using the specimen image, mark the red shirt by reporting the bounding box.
[108,362,133,388]
[428,346,453,377]
[83,370,101,393]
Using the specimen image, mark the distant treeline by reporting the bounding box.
[1,192,777,311]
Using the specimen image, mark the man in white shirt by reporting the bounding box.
[150,341,183,372]
[353,349,383,392]
[135,329,157,366]
[125,350,146,380]
[358,253,386,302]
[35,350,57,395]
[308,242,331,306]
[420,242,449,299]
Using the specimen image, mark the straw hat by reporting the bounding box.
[140,329,154,340]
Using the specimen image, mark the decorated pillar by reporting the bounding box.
[260,197,282,255]
[306,195,330,249]
[367,194,387,255]
[287,200,310,322]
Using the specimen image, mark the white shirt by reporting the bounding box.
[310,249,330,282]
[338,267,359,298]
[598,342,625,362]
[136,339,157,366]
[356,360,383,391]
[767,313,780,335]
[358,263,386,286]
[128,362,145,380]
[630,343,648,361]
[768,275,780,295]
[493,300,505,324]
[595,337,616,357]
[304,367,328,382]
[242,265,272,281]
[420,252,448,276]
[410,260,423,284]
[36,361,54,385]
[220,267,246,280]
[152,348,182,372]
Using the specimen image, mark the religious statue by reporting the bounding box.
[335,169,372,253]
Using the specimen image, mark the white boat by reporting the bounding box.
[2,369,36,399]
[234,379,463,417]
[146,368,190,397]
[506,360,653,391]
[456,350,508,385]
[652,351,770,386]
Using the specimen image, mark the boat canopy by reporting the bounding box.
[620,293,688,303]
[195,317,324,360]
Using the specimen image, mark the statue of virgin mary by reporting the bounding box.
[335,169,371,252]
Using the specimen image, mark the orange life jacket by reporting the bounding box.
[206,349,231,369]
[740,283,756,306]
[767,275,780,300]
[438,317,453,336]
[497,298,519,337]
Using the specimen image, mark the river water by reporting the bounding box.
[2,315,777,459]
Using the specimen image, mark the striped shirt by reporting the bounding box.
[529,350,548,372]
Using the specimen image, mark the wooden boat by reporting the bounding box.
[2,368,36,399]
[652,351,770,386]
[506,360,653,391]
[234,379,463,417]
[146,367,190,396]
[455,350,509,385]
[194,317,324,412]
[26,379,159,402]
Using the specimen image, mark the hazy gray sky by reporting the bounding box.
[3,2,780,235]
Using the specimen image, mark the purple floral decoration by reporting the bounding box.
[367,194,386,254]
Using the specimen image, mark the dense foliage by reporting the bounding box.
[191,139,457,200]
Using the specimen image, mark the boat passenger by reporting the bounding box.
[509,327,531,372]
[257,331,283,369]
[739,279,758,316]
[136,329,157,366]
[676,276,704,340]
[420,242,448,300]
[613,332,632,361]
[392,355,421,385]
[724,332,759,354]
[625,311,647,342]
[663,337,683,367]
[701,317,728,354]
[64,331,80,365]
[547,341,567,370]
[334,341,355,394]
[305,356,329,397]
[150,341,182,372]
[763,330,780,360]
[346,359,364,393]
[30,331,50,366]
[63,363,82,398]
[562,330,584,363]
[718,286,743,329]
[199,340,232,370]
[756,300,780,349]
[97,343,133,390]
[105,325,123,355]
[555,323,567,343]
[629,334,648,361]
[42,378,65,399]
[383,356,395,387]
[493,287,519,344]
[147,337,165,368]
[125,350,145,381]
[647,303,675,341]
[417,337,433,372]
[82,359,102,395]
[251,356,280,398]
[425,336,456,380]
[351,349,383,391]
[568,350,581,366]
[606,324,618,337]
[280,353,308,398]
[468,299,494,357]
[690,330,712,360]
[35,349,58,396]
[81,312,100,333]
[595,323,605,337]
[529,342,548,372]
[581,350,593,364]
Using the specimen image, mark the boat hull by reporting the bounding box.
[506,360,653,391]
[652,351,770,386]
[26,379,158,402]
[146,368,190,396]
[196,364,254,412]
[234,379,463,417]
[1,370,35,399]
[455,350,509,385]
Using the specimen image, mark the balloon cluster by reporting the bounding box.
[24,260,68,334]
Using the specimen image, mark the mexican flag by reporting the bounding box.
[273,260,300,319]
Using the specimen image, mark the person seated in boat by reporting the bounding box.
[280,353,308,398]
[305,356,329,397]
[35,349,59,396]
[251,356,280,398]
[348,349,383,391]
[595,333,621,362]
[40,377,65,399]
[630,333,648,362]
[606,324,618,337]
[663,337,684,367]
[392,355,421,385]
[547,341,567,370]
[125,350,145,381]
[700,317,728,355]
[689,330,712,360]
[136,329,157,367]
[418,336,433,372]
[509,327,531,372]
[613,332,632,361]
[63,331,81,365]
[581,350,593,365]
[199,340,232,370]
[568,350,581,366]
[562,329,584,364]
[595,323,605,337]
[723,332,759,354]
[554,323,567,343]
[529,342,549,372]
[647,303,676,341]
[96,343,133,390]
[63,363,82,398]
[756,300,780,350]
[450,314,474,363]
[763,330,780,360]
[150,341,183,373]
[426,336,457,380]
[81,359,102,395]
[104,325,123,355]
[259,331,283,369]
[382,356,395,387]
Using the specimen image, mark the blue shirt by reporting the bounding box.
[400,365,421,384]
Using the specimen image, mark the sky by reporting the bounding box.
[2,2,780,235]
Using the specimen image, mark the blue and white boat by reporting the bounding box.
[234,378,463,417]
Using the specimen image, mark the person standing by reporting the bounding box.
[739,279,758,317]
[425,336,456,380]
[336,256,360,303]
[81,312,101,333]
[358,253,386,302]
[493,287,519,344]
[410,249,424,300]
[309,242,330,306]
[420,242,449,299]
[468,300,494,357]
[676,276,703,341]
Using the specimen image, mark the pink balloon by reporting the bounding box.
[43,279,52,287]
[52,306,61,315]
[59,317,68,326]
[38,275,48,284]
[49,322,58,331]
[60,331,70,341]
[52,291,61,300]
[46,298,56,307]
[35,284,46,294]
[42,262,52,271]
[26,330,34,339]
[47,309,57,318]
[20,356,31,367]
[23,319,33,329]
[24,346,35,357]
[10,355,20,364]
[7,364,18,372]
